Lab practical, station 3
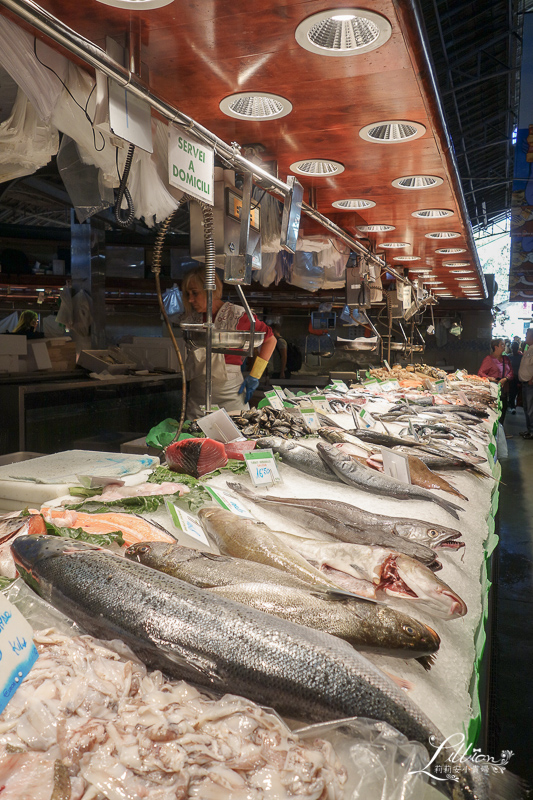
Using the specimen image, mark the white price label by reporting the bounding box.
[165,500,210,545]
[264,390,285,410]
[434,380,446,394]
[300,408,320,431]
[205,486,255,517]
[388,379,400,390]
[244,449,282,487]
[0,596,38,714]
[379,381,394,393]
[381,446,411,484]
[311,395,332,414]
[331,380,349,393]
[359,408,376,428]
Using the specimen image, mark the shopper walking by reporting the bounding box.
[478,338,513,425]
[518,328,533,438]
[508,341,523,414]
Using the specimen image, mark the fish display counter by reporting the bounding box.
[0,373,504,799]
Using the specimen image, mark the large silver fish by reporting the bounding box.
[316,442,464,519]
[269,531,467,620]
[125,541,441,666]
[11,535,491,800]
[227,482,461,557]
[255,436,338,482]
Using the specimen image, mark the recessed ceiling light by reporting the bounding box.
[435,247,466,254]
[425,231,461,239]
[393,255,420,261]
[332,198,376,209]
[392,175,443,190]
[219,92,292,120]
[412,208,454,218]
[450,269,474,274]
[357,224,395,232]
[295,8,392,57]
[442,261,470,267]
[458,279,477,284]
[96,0,172,7]
[380,242,410,248]
[435,293,455,297]
[409,268,431,273]
[290,159,345,176]
[360,120,426,143]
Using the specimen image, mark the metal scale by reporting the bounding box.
[183,169,304,412]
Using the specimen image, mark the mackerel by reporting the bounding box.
[255,436,338,483]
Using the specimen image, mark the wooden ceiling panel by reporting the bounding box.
[7,0,483,294]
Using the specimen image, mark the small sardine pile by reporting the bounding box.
[0,629,346,800]
[227,408,312,439]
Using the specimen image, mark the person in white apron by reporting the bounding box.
[181,267,276,420]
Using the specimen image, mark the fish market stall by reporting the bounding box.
[0,374,502,798]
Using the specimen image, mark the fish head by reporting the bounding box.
[375,606,441,656]
[393,555,467,619]
[394,522,464,550]
[255,437,283,450]
[11,535,103,596]
[124,541,184,566]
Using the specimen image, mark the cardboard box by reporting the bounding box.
[45,339,77,371]
[78,349,136,374]
[0,335,27,356]
[28,341,52,371]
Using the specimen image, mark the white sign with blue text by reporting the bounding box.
[0,596,38,714]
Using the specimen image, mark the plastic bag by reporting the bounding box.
[55,286,74,329]
[0,88,58,182]
[496,423,508,459]
[0,311,19,332]
[162,284,184,321]
[71,289,93,337]
[295,717,430,800]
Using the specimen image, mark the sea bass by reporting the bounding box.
[197,507,367,599]
[227,482,462,557]
[10,535,489,800]
[209,582,441,666]
[255,437,338,483]
[125,542,441,665]
[270,531,467,620]
[316,442,464,519]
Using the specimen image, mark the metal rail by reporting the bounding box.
[0,0,417,280]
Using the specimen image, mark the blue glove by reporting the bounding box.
[238,375,260,404]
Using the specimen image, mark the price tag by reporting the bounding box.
[300,408,320,431]
[455,370,465,381]
[264,390,285,410]
[379,381,394,392]
[311,395,332,413]
[0,596,38,715]
[272,385,288,403]
[244,449,282,487]
[388,379,400,390]
[358,408,376,428]
[205,486,255,517]
[383,360,392,372]
[381,446,411,484]
[197,408,241,442]
[331,379,349,393]
[434,380,446,394]
[363,379,380,394]
[165,500,210,545]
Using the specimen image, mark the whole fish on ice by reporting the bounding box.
[11,535,494,800]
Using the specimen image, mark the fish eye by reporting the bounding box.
[137,545,150,553]
[403,625,416,635]
[427,529,439,538]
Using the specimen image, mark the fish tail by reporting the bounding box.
[434,496,463,519]
[226,481,255,500]
[416,654,436,671]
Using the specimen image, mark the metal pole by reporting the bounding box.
[0,0,406,277]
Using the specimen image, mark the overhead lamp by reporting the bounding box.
[435,247,466,254]
[409,268,431,273]
[290,159,345,176]
[357,224,395,232]
[332,198,376,209]
[412,208,454,218]
[219,92,292,120]
[295,8,392,57]
[392,175,443,190]
[450,269,474,274]
[96,0,173,7]
[425,231,461,239]
[393,255,420,261]
[380,242,410,248]
[442,261,470,267]
[360,120,426,143]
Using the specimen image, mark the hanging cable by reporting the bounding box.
[151,199,189,445]
[114,144,136,227]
